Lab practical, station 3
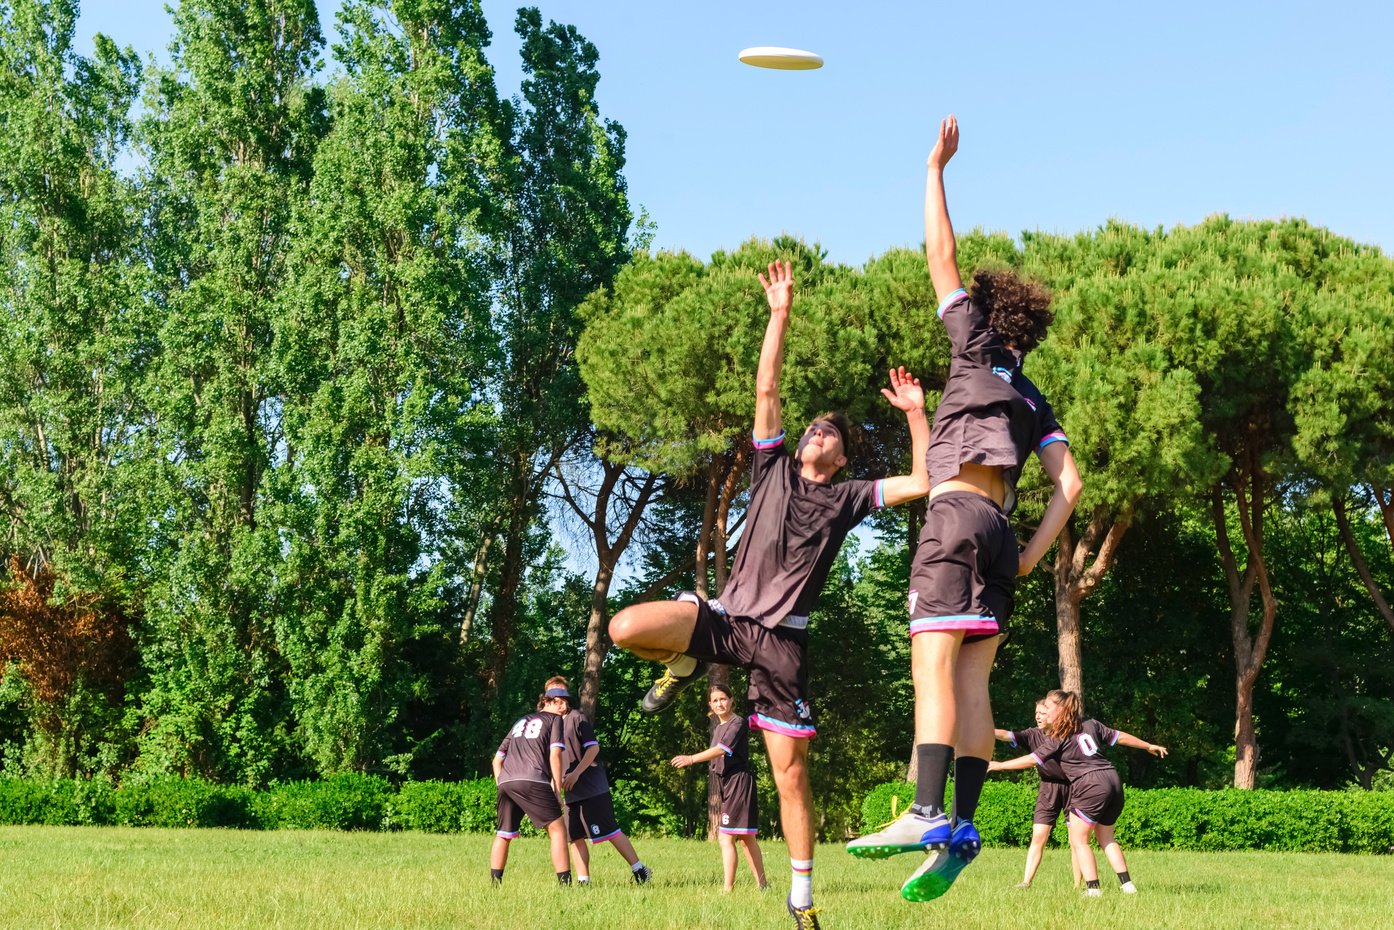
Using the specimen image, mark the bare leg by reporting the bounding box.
[490,835,511,872]
[546,817,570,875]
[1095,823,1130,877]
[912,630,964,744]
[608,600,699,661]
[739,836,768,888]
[952,636,998,759]
[608,832,641,867]
[570,838,590,879]
[1021,823,1052,885]
[719,831,738,891]
[1068,814,1098,884]
[763,732,814,861]
[1072,834,1084,887]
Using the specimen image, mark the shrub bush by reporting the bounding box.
[859,780,1394,854]
[111,777,255,828]
[388,779,496,833]
[0,777,115,825]
[254,773,391,830]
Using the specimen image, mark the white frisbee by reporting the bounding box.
[738,46,823,71]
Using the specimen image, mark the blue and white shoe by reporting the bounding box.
[900,820,981,902]
[845,809,951,859]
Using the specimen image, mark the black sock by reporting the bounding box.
[490,868,504,884]
[557,870,572,885]
[913,743,953,815]
[951,756,989,824]
[1117,871,1131,885]
[1087,879,1100,890]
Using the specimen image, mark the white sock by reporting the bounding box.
[631,861,645,872]
[790,859,813,908]
[664,654,697,677]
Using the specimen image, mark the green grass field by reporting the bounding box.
[0,826,1389,930]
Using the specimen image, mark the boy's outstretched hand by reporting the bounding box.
[881,366,925,415]
[758,260,793,316]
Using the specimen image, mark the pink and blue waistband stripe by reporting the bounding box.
[1072,808,1097,824]
[1038,431,1069,450]
[937,288,968,319]
[589,828,623,844]
[909,615,1000,636]
[495,829,520,839]
[719,826,758,836]
[753,431,786,449]
[749,713,816,739]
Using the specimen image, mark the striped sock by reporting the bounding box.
[790,858,813,908]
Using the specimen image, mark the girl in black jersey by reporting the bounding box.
[672,685,769,892]
[990,690,1167,895]
[992,700,1081,888]
[490,690,572,886]
[848,116,1082,905]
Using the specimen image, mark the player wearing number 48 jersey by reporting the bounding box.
[542,676,651,886]
[490,691,570,886]
[990,690,1167,896]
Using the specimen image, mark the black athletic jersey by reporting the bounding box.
[1008,727,1068,783]
[495,712,564,786]
[927,289,1068,514]
[709,714,750,778]
[561,709,609,801]
[717,437,883,626]
[1017,719,1120,782]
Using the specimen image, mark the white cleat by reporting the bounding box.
[1121,881,1138,894]
[846,810,951,859]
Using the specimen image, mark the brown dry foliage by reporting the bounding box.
[0,556,134,706]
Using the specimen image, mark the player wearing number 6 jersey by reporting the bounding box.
[989,690,1167,895]
[490,691,571,886]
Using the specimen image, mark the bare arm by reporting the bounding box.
[671,746,726,768]
[492,752,504,780]
[988,753,1039,773]
[562,742,601,791]
[994,728,1013,743]
[1019,442,1083,575]
[878,367,931,506]
[754,261,792,440]
[924,116,964,303]
[550,746,565,801]
[1114,730,1168,758]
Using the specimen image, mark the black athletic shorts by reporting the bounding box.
[1069,770,1124,827]
[496,780,562,837]
[679,592,815,739]
[909,492,1017,643]
[717,770,759,836]
[567,791,623,844]
[1033,779,1070,826]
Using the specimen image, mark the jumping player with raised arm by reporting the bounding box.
[990,690,1168,896]
[847,115,1082,903]
[490,691,571,886]
[610,259,931,930]
[993,700,1082,888]
[672,684,769,893]
[542,676,651,886]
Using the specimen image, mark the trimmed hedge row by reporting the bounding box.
[860,780,1394,854]
[0,774,501,832]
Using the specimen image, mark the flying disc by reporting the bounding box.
[738,46,824,70]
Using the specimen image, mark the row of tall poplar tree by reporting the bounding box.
[1,0,1391,811]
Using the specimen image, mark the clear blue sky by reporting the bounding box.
[76,1,1393,264]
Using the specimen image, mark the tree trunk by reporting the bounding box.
[1049,509,1130,698]
[459,525,498,645]
[486,462,529,697]
[1211,459,1276,790]
[1333,493,1394,636]
[1054,571,1085,696]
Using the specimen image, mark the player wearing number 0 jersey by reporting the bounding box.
[672,685,769,893]
[490,691,571,886]
[542,676,651,886]
[990,690,1168,896]
[993,700,1080,888]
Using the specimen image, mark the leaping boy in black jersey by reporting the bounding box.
[609,260,931,930]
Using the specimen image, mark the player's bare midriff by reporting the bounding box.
[928,462,1005,508]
